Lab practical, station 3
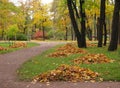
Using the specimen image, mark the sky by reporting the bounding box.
[41,0,53,4]
[9,0,53,5]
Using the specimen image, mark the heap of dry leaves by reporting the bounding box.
[0,46,8,51]
[73,54,114,64]
[9,42,27,48]
[33,64,99,82]
[87,43,97,47]
[48,43,87,57]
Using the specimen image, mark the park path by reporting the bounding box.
[0,41,120,88]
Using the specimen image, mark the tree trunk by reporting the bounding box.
[67,0,81,48]
[42,26,45,41]
[65,27,68,41]
[71,29,74,41]
[87,26,92,41]
[103,23,107,46]
[97,17,100,40]
[72,0,80,18]
[98,0,106,47]
[79,0,87,48]
[118,13,120,45]
[94,14,97,40]
[1,29,4,39]
[108,0,120,51]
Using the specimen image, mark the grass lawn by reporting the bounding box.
[17,44,120,82]
[0,41,39,54]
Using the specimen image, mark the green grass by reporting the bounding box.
[17,45,120,82]
[0,41,39,54]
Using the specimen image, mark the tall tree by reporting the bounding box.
[67,0,82,48]
[79,0,87,48]
[98,0,106,47]
[119,14,120,45]
[108,0,120,51]
[17,1,31,34]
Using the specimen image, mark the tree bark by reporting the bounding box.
[108,0,120,51]
[97,17,100,40]
[118,12,120,45]
[67,0,81,48]
[71,27,74,41]
[98,0,106,47]
[65,27,68,41]
[94,14,97,40]
[103,23,107,46]
[72,0,80,18]
[1,29,4,39]
[42,26,45,41]
[79,0,87,48]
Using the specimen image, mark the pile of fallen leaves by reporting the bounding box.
[33,64,99,82]
[48,43,86,57]
[0,46,7,51]
[9,42,27,48]
[73,54,114,64]
[87,43,97,47]
[48,52,67,57]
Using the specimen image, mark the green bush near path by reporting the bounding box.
[17,45,120,82]
[0,42,39,54]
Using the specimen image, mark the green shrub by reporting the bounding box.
[17,34,27,41]
[8,33,27,41]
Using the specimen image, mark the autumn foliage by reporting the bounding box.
[33,64,99,82]
[48,43,87,57]
[73,54,114,64]
[9,42,27,48]
[0,42,27,51]
[0,46,8,51]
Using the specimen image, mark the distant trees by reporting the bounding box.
[50,0,73,40]
[0,0,52,40]
[31,0,52,40]
[0,0,18,39]
[1,0,119,51]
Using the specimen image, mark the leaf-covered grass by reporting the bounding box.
[0,41,39,54]
[17,45,120,82]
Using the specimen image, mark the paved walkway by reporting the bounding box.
[0,41,120,88]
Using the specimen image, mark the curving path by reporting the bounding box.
[0,41,120,88]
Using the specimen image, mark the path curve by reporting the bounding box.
[0,41,120,88]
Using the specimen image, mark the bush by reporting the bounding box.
[17,34,27,41]
[8,33,27,41]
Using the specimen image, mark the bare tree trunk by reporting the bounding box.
[98,0,106,47]
[79,0,87,48]
[97,17,100,40]
[94,14,97,40]
[103,23,107,46]
[71,26,74,41]
[65,27,68,41]
[119,15,120,45]
[108,0,120,51]
[67,0,81,48]
[42,26,45,41]
[1,29,4,39]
